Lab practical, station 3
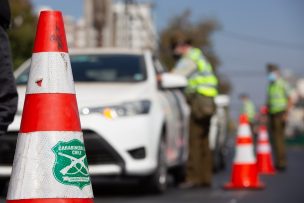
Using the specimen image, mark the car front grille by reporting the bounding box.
[0,130,124,168]
[82,130,124,166]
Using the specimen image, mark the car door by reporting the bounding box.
[153,58,189,165]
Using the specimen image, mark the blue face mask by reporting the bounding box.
[268,72,276,82]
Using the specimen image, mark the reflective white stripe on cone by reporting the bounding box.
[7,132,93,199]
[234,145,256,164]
[26,52,75,94]
[237,124,252,138]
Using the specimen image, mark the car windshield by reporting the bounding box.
[16,54,147,85]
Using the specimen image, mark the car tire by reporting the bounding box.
[0,179,8,196]
[171,164,186,186]
[213,147,226,173]
[140,138,167,194]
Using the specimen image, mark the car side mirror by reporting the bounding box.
[160,73,187,89]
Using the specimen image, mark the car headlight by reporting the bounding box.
[80,100,151,119]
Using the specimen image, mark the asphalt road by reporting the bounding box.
[1,147,304,203]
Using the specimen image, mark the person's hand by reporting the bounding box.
[282,112,288,122]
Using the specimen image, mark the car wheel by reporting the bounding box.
[171,164,186,186]
[213,147,226,173]
[0,179,8,196]
[140,138,167,194]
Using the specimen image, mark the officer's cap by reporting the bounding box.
[266,63,279,72]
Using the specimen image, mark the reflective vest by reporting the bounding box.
[241,100,256,122]
[185,48,218,97]
[267,79,288,114]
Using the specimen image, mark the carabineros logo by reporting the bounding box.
[52,139,91,189]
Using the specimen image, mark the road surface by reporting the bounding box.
[1,147,303,203]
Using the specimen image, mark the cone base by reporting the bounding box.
[257,154,276,175]
[223,182,265,190]
[223,163,265,190]
[7,198,94,203]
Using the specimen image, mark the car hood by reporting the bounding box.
[74,82,152,108]
[16,82,152,111]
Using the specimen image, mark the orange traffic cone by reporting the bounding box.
[256,125,276,175]
[7,11,94,203]
[224,114,264,189]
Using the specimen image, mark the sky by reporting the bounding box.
[32,0,304,116]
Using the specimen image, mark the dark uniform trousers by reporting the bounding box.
[269,112,287,168]
[186,94,215,185]
[0,25,18,135]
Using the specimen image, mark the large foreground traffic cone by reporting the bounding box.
[7,11,94,203]
[224,115,264,189]
[256,125,276,175]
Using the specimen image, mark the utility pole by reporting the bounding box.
[84,0,112,47]
[92,0,112,47]
[84,0,95,47]
[124,0,134,48]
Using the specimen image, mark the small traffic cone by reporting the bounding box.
[224,114,264,189]
[7,11,94,203]
[256,125,276,175]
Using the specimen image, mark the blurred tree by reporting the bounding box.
[8,0,36,69]
[218,73,232,95]
[159,10,231,94]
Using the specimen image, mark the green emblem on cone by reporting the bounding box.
[52,139,91,189]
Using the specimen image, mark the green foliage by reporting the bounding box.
[8,0,36,69]
[159,10,231,94]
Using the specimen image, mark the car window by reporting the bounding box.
[16,54,147,84]
[16,68,30,85]
[71,54,146,82]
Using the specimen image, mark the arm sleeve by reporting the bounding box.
[0,0,11,29]
[0,27,18,135]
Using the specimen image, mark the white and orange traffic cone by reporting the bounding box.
[224,114,264,189]
[256,125,276,175]
[7,11,94,203]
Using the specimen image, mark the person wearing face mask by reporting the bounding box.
[266,64,291,171]
[173,40,218,188]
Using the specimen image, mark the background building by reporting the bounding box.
[111,1,157,51]
[64,0,157,51]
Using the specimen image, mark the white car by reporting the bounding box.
[0,48,190,193]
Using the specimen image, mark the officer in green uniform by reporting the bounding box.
[239,94,256,132]
[266,64,290,171]
[174,40,218,187]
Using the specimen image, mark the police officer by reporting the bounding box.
[174,40,218,187]
[0,0,18,136]
[239,93,256,131]
[266,64,290,171]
